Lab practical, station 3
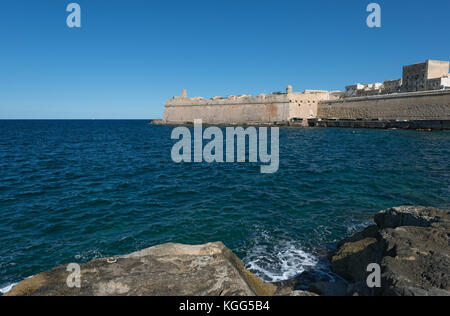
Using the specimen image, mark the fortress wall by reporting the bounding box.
[289,92,330,122]
[163,95,291,124]
[317,90,450,120]
[163,91,333,125]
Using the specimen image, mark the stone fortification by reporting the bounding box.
[162,86,333,125]
[159,59,450,128]
[317,89,450,121]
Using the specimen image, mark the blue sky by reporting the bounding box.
[0,0,449,119]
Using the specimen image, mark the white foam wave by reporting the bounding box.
[0,283,17,294]
[243,236,318,283]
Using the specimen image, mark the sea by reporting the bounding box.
[1,120,449,293]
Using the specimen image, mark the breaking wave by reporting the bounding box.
[243,230,318,283]
[0,283,17,294]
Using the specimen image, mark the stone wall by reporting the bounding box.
[163,90,331,125]
[163,94,291,124]
[317,90,450,120]
[289,91,331,123]
[162,89,450,125]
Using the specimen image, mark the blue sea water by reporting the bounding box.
[0,120,449,291]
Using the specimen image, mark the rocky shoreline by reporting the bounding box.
[328,205,449,296]
[4,206,449,296]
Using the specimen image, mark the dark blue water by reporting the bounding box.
[1,120,449,291]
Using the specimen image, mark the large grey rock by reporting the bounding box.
[331,237,378,282]
[379,226,450,296]
[5,242,277,296]
[337,225,378,248]
[332,206,450,296]
[374,206,449,229]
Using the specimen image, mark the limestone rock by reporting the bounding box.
[5,242,277,296]
[331,237,378,282]
[337,225,378,248]
[332,206,450,296]
[379,226,450,296]
[374,206,449,229]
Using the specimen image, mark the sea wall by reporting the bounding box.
[317,90,450,120]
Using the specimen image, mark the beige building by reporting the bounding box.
[402,60,450,92]
[343,60,450,97]
[345,83,384,97]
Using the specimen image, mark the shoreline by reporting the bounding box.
[4,205,449,296]
[151,119,450,130]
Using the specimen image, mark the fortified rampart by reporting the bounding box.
[162,86,332,125]
[317,89,450,121]
[164,93,291,125]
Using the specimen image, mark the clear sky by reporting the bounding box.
[1,0,449,119]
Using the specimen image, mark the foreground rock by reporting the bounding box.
[330,206,450,296]
[6,242,284,296]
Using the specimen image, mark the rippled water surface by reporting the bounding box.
[1,120,449,289]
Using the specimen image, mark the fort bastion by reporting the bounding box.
[159,60,450,128]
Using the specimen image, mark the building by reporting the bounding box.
[343,60,450,97]
[427,75,450,90]
[402,60,450,92]
[345,84,367,97]
[383,79,402,94]
[345,83,384,97]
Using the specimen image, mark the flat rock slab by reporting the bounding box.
[5,242,277,296]
[375,206,450,229]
